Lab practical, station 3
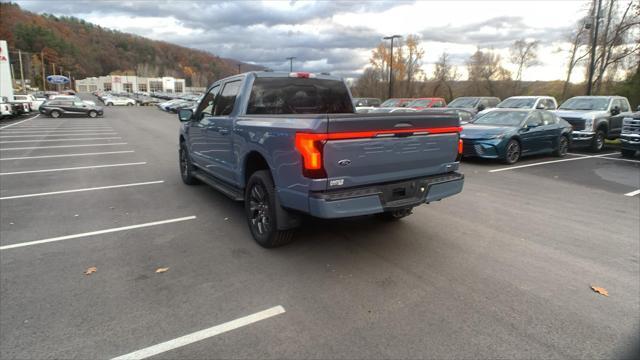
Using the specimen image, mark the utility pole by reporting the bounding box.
[586,0,602,95]
[286,57,296,72]
[383,35,402,99]
[18,50,25,93]
[41,51,46,91]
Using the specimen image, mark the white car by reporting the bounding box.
[0,97,13,118]
[14,94,45,111]
[367,107,418,114]
[477,96,558,117]
[103,97,136,106]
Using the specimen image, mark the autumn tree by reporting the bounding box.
[403,34,425,97]
[561,16,591,100]
[509,39,540,94]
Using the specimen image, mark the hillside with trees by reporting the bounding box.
[0,2,262,89]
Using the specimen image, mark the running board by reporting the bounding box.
[192,169,244,201]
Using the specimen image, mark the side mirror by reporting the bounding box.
[178,108,193,122]
[525,123,539,129]
[536,104,546,110]
[611,106,620,116]
[636,105,640,112]
[477,104,486,111]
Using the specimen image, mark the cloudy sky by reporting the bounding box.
[15,0,596,82]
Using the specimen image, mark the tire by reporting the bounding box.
[106,102,112,106]
[50,110,61,118]
[88,110,97,118]
[621,148,636,158]
[553,135,569,157]
[179,142,199,185]
[590,129,606,152]
[245,170,295,248]
[503,139,521,164]
[127,103,133,106]
[378,207,413,221]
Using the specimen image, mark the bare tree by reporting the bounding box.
[561,19,591,100]
[509,39,540,94]
[466,48,511,96]
[432,52,460,100]
[592,0,640,93]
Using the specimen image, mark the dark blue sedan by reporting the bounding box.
[461,109,573,164]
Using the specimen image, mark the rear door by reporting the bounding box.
[322,113,460,189]
[540,110,559,151]
[609,99,629,137]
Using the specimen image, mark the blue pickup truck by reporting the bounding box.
[178,71,464,247]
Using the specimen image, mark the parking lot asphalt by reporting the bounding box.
[1,103,638,359]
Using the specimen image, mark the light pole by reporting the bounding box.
[383,35,402,99]
[286,57,296,72]
[586,0,602,95]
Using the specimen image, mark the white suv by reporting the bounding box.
[104,97,136,106]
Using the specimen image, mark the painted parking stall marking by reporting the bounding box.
[0,180,164,200]
[624,189,640,197]
[0,162,147,175]
[0,216,197,251]
[110,306,286,360]
[0,150,134,161]
[0,114,40,129]
[488,153,620,172]
[0,133,118,138]
[0,143,128,151]
[0,137,121,143]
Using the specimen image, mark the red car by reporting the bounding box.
[407,97,447,110]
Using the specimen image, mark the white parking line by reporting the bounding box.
[1,129,113,133]
[0,137,121,143]
[624,189,640,197]
[0,180,164,200]
[110,306,286,360]
[489,153,619,173]
[0,215,196,251]
[0,150,134,161]
[0,114,40,129]
[0,162,146,175]
[0,143,128,151]
[0,133,117,138]
[599,155,640,164]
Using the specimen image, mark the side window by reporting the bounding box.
[196,85,220,118]
[618,99,630,112]
[526,111,543,126]
[541,111,556,125]
[433,101,444,108]
[214,80,242,116]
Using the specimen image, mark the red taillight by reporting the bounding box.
[295,133,328,178]
[458,138,463,155]
[289,72,314,78]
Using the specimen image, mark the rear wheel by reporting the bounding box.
[106,102,112,106]
[503,139,521,164]
[621,148,636,158]
[245,170,294,248]
[50,110,61,118]
[590,129,606,152]
[88,110,97,118]
[553,135,569,157]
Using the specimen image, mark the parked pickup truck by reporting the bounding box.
[178,71,464,247]
[620,106,640,157]
[553,96,632,151]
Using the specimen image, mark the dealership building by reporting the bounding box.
[75,75,186,93]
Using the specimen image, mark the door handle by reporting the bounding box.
[219,128,230,135]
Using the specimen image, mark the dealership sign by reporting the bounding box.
[47,75,70,84]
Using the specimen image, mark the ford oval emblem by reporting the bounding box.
[337,159,351,166]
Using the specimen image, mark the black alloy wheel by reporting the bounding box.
[504,139,521,164]
[554,136,569,157]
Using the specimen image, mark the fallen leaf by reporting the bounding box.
[591,285,609,297]
[84,266,97,275]
[155,267,169,273]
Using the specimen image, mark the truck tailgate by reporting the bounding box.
[322,112,461,189]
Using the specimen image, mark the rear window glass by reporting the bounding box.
[247,77,354,114]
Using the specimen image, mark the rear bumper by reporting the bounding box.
[308,172,464,219]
